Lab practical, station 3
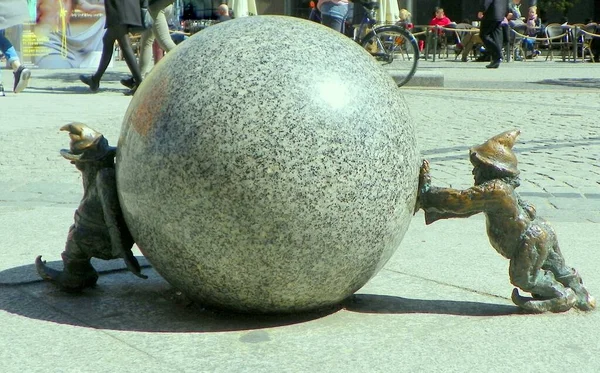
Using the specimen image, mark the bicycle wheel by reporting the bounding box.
[361,25,419,87]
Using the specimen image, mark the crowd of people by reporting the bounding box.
[311,0,599,68]
[2,0,599,94]
[425,1,599,66]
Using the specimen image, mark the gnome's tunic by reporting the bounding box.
[420,178,539,260]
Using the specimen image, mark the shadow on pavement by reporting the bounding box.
[22,70,131,94]
[24,86,127,95]
[32,71,127,83]
[0,260,521,333]
[344,294,520,316]
[534,78,600,89]
[0,260,340,333]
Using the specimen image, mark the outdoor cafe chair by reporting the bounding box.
[509,24,527,61]
[578,23,598,62]
[544,23,571,61]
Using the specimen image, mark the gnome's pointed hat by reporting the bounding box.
[59,122,116,162]
[469,130,520,176]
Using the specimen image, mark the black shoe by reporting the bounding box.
[486,59,501,68]
[120,77,135,89]
[13,65,31,93]
[79,74,99,92]
[123,84,138,96]
[0,83,5,97]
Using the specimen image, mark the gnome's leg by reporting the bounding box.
[545,247,596,311]
[534,225,596,311]
[36,225,99,291]
[509,235,576,313]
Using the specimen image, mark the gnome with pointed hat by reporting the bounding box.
[35,123,147,291]
[415,130,595,313]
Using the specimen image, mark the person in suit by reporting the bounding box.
[80,0,144,95]
[477,0,507,68]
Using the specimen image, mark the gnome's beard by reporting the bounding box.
[472,165,520,187]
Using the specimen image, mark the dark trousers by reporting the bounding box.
[94,24,143,84]
[480,20,503,62]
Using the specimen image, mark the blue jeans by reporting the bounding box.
[0,29,20,66]
[320,2,349,33]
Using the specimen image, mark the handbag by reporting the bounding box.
[129,0,153,33]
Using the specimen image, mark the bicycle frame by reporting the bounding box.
[351,3,379,44]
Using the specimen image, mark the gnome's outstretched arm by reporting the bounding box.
[420,183,507,224]
[96,168,147,279]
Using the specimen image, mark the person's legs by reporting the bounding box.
[152,5,176,53]
[321,14,344,33]
[138,29,155,77]
[320,2,348,33]
[130,4,177,86]
[80,26,118,91]
[115,26,143,93]
[460,33,474,61]
[480,20,503,67]
[1,29,31,93]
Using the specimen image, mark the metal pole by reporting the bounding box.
[405,0,414,14]
[284,0,292,16]
[572,25,578,62]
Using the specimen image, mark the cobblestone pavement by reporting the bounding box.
[1,60,599,224]
[407,60,600,222]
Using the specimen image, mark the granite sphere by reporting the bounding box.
[117,15,419,313]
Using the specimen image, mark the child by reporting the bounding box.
[523,6,542,58]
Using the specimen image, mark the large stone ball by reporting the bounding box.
[117,15,419,313]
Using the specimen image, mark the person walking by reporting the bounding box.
[477,0,507,68]
[79,0,144,95]
[121,0,178,89]
[317,0,349,33]
[0,0,31,94]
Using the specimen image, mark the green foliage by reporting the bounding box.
[536,0,579,15]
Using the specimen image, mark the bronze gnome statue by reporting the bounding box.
[36,123,147,291]
[415,130,596,313]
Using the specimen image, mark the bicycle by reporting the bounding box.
[349,0,419,87]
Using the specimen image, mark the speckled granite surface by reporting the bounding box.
[117,15,419,313]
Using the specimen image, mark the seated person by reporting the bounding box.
[507,0,525,27]
[460,29,484,62]
[523,6,542,58]
[216,4,231,22]
[429,7,452,30]
[426,7,455,53]
[397,8,413,29]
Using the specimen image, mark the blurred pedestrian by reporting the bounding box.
[121,0,178,89]
[317,0,349,33]
[80,0,144,95]
[477,0,507,68]
[0,0,31,94]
